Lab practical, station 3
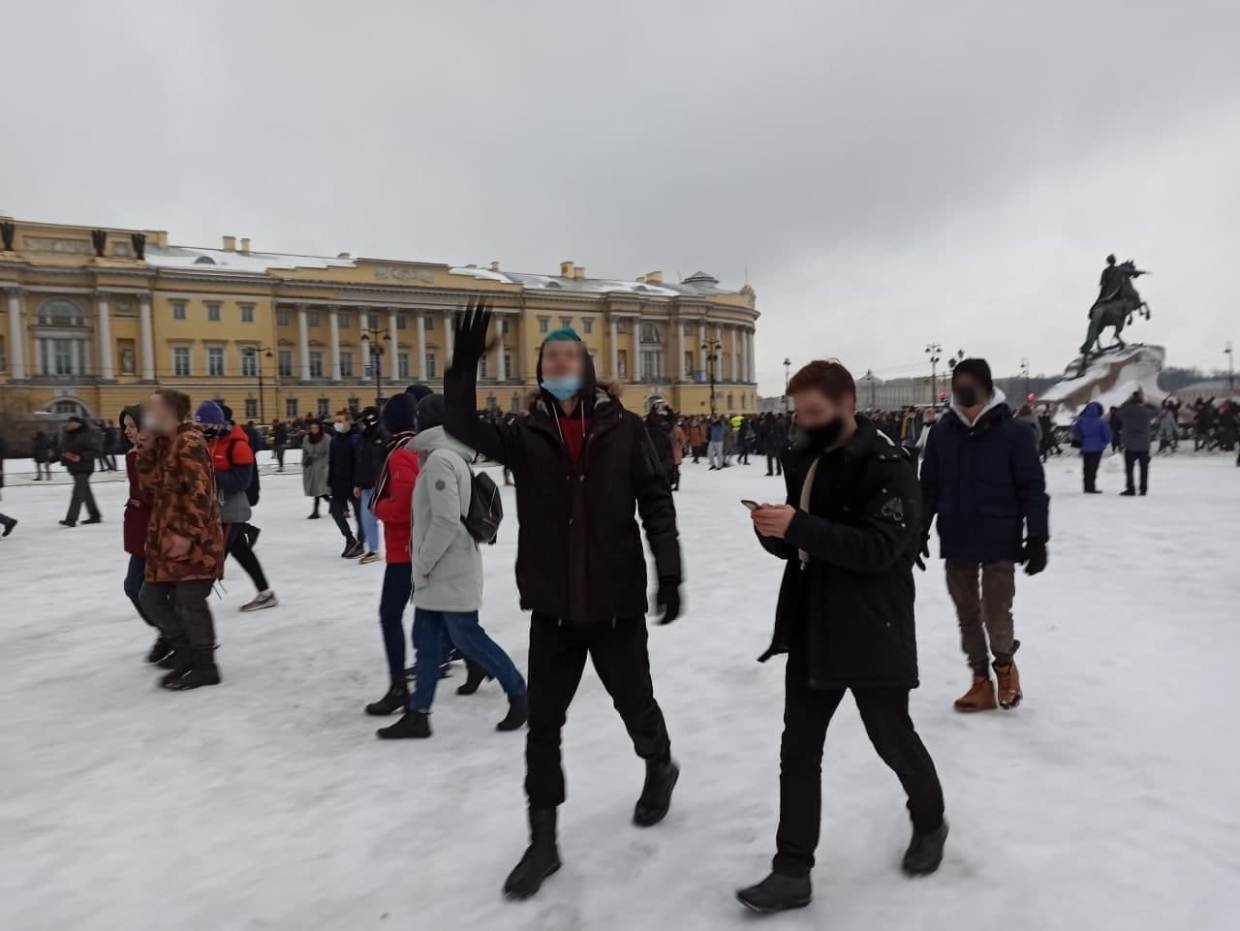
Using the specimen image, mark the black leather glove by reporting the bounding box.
[1022,538,1048,576]
[915,535,930,571]
[452,296,494,372]
[655,578,681,625]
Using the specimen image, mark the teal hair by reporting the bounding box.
[543,327,581,343]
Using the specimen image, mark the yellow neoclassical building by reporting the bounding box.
[0,217,760,426]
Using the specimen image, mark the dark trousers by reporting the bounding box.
[773,666,945,878]
[139,580,216,647]
[1082,451,1102,492]
[329,492,363,542]
[1124,450,1150,493]
[525,615,671,810]
[124,555,157,628]
[65,474,100,523]
[766,453,782,476]
[378,562,413,679]
[224,524,270,592]
[274,446,285,470]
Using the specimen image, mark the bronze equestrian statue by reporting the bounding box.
[1078,255,1151,374]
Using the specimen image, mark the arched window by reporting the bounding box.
[37,299,86,327]
[48,398,92,418]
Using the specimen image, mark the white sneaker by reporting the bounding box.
[241,590,278,612]
[359,551,381,565]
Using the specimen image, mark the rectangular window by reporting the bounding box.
[503,352,513,380]
[172,301,186,321]
[277,350,293,378]
[307,311,320,327]
[309,351,324,378]
[206,302,221,322]
[240,303,255,323]
[560,316,573,330]
[340,351,354,378]
[684,351,694,376]
[207,347,225,377]
[173,347,191,377]
[241,350,258,378]
[582,318,593,335]
[396,314,407,330]
[617,349,628,379]
[337,310,350,329]
[0,337,6,374]
[276,309,290,327]
[347,396,360,411]
[317,397,330,418]
[538,317,549,334]
[367,313,380,331]
[398,352,410,379]
[617,319,630,335]
[425,352,437,379]
[424,316,435,331]
[641,350,662,383]
[285,397,299,418]
[52,339,74,375]
[244,398,258,420]
[501,319,510,335]
[479,357,489,379]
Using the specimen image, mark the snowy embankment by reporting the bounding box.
[1,453,1236,930]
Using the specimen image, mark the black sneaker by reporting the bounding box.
[59,520,77,528]
[736,873,812,914]
[902,821,949,876]
[146,636,174,665]
[1,518,16,538]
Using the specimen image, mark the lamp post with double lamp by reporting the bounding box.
[925,343,942,405]
[1226,340,1234,396]
[783,357,792,414]
[943,349,965,404]
[1020,357,1031,401]
[360,329,392,409]
[703,340,723,416]
[245,346,274,424]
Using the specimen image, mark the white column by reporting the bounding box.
[444,310,454,364]
[715,324,724,380]
[96,292,114,380]
[517,311,529,384]
[415,311,427,380]
[698,321,706,377]
[609,315,619,379]
[6,289,25,380]
[328,305,341,381]
[677,318,686,382]
[138,293,155,381]
[388,307,399,366]
[748,328,756,383]
[297,305,311,380]
[491,314,502,381]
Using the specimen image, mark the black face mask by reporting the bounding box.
[954,386,980,408]
[801,417,846,450]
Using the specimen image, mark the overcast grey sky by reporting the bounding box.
[5,0,1237,395]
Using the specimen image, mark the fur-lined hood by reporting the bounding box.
[525,379,623,414]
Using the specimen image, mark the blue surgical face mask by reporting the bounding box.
[541,376,581,401]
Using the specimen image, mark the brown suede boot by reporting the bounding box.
[994,662,1022,709]
[953,676,998,713]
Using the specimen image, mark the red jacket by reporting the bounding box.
[372,443,420,564]
[123,448,153,556]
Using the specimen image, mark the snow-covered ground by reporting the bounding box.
[2,451,1237,930]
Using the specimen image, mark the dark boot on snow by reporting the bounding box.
[736,873,813,914]
[496,692,528,732]
[158,638,194,686]
[365,679,410,716]
[146,636,174,665]
[163,647,221,691]
[456,658,493,695]
[633,757,680,827]
[503,808,561,900]
[902,821,949,876]
[376,710,431,740]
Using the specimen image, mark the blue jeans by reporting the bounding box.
[379,563,413,680]
[359,489,381,553]
[411,609,526,712]
[124,555,157,628]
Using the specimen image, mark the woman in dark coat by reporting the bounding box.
[120,406,164,661]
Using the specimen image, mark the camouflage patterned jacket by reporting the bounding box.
[136,424,224,583]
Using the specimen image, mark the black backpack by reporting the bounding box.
[462,467,502,545]
[226,434,262,507]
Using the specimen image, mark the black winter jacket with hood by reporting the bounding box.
[444,346,680,624]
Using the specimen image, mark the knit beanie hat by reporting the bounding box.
[415,394,448,432]
[194,400,227,425]
[543,326,581,344]
[951,358,994,396]
[382,393,417,434]
[405,383,434,404]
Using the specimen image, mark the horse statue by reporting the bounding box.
[1078,257,1151,374]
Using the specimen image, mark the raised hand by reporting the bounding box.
[452,295,494,371]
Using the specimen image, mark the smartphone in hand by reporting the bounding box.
[741,499,762,511]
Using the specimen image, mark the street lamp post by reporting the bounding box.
[783,357,791,414]
[702,341,723,416]
[925,344,942,405]
[1020,357,1031,401]
[360,329,392,409]
[1226,340,1235,395]
[246,346,274,423]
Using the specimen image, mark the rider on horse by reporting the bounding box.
[1078,255,1151,371]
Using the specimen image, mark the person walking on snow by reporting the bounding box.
[120,407,162,658]
[376,394,528,740]
[301,421,331,518]
[59,416,102,527]
[328,411,365,558]
[919,358,1049,713]
[1070,402,1111,494]
[1117,389,1159,496]
[737,361,947,915]
[352,406,387,564]
[444,304,683,901]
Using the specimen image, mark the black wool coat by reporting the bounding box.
[445,368,680,625]
[758,416,921,690]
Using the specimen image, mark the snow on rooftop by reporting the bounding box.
[146,245,357,274]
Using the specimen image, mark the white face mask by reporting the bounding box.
[333,422,349,433]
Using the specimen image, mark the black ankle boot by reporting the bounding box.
[158,638,194,686]
[376,710,431,740]
[146,636,174,665]
[365,679,410,716]
[496,692,528,732]
[503,808,561,900]
[633,757,679,827]
[456,659,493,696]
[736,873,813,914]
[902,821,948,876]
[163,647,221,691]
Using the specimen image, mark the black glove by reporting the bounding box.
[915,535,930,571]
[451,296,494,372]
[655,578,681,625]
[1021,538,1048,576]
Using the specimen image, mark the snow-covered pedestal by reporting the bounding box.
[1039,344,1165,414]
